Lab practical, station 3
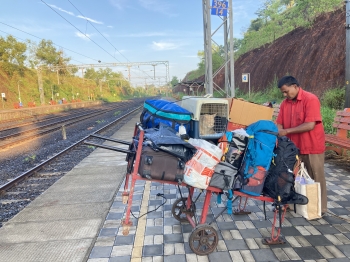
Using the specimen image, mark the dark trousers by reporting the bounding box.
[301,153,327,213]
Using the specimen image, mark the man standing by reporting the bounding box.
[276,75,327,215]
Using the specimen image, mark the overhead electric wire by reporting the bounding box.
[67,0,129,63]
[66,0,154,80]
[0,21,97,64]
[41,0,122,63]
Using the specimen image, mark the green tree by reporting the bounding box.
[27,39,70,70]
[170,76,179,87]
[0,35,27,76]
[233,38,243,52]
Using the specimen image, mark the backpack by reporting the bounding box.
[225,131,248,169]
[238,120,278,196]
[263,136,300,203]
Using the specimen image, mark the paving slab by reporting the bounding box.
[0,240,92,262]
[0,113,140,262]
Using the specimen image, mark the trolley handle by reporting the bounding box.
[83,141,134,154]
[89,134,131,146]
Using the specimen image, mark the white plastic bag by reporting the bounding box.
[184,139,223,189]
[293,162,321,220]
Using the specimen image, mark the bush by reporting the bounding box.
[321,87,345,110]
[321,106,336,134]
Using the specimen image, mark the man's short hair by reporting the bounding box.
[277,76,299,89]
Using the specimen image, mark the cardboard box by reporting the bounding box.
[228,98,274,126]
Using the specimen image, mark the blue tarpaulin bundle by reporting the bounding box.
[140,99,192,132]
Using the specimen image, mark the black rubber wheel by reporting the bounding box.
[189,224,219,256]
[171,197,195,223]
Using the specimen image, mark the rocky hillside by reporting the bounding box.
[233,8,344,97]
[179,8,345,98]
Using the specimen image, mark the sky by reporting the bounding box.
[0,0,262,87]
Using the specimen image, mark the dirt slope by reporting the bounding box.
[179,8,346,97]
[232,8,345,97]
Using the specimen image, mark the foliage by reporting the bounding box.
[27,39,71,72]
[0,35,27,76]
[235,0,342,58]
[24,154,36,163]
[321,106,336,134]
[170,76,179,87]
[321,86,345,110]
[235,76,283,104]
[187,44,226,81]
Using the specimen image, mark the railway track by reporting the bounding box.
[0,105,140,193]
[0,100,139,150]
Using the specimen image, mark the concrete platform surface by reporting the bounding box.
[0,113,138,262]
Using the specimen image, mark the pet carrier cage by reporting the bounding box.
[181,96,229,140]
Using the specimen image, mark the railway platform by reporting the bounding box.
[1,113,350,261]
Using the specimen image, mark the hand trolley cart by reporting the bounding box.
[84,123,290,256]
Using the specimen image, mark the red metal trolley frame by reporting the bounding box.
[85,123,289,256]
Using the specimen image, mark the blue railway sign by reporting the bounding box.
[211,0,228,17]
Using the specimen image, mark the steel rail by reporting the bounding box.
[0,104,110,131]
[0,102,135,150]
[0,106,141,193]
[0,101,132,137]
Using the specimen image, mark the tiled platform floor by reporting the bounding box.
[88,163,350,262]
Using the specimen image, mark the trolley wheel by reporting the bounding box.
[189,224,219,256]
[171,197,195,223]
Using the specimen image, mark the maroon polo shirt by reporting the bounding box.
[276,88,325,154]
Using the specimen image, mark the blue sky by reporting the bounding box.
[0,0,261,86]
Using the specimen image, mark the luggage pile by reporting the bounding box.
[138,98,307,207]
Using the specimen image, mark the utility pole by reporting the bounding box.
[17,80,22,103]
[37,67,45,105]
[345,0,350,107]
[202,0,233,97]
[127,66,131,81]
[152,64,156,79]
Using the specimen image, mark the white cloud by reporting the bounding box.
[47,4,75,16]
[138,0,177,17]
[151,41,180,51]
[109,0,130,10]
[75,32,92,41]
[76,15,103,25]
[107,25,114,28]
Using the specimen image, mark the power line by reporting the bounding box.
[41,0,121,63]
[0,22,96,64]
[65,0,154,80]
[67,0,129,62]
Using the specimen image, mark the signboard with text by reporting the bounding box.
[1,93,5,98]
[211,0,228,17]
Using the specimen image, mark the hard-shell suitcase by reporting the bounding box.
[209,162,238,190]
[138,146,185,182]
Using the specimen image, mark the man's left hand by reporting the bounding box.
[278,129,288,136]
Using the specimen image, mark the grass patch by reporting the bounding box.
[24,154,36,163]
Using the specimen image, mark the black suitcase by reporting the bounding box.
[138,146,185,182]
